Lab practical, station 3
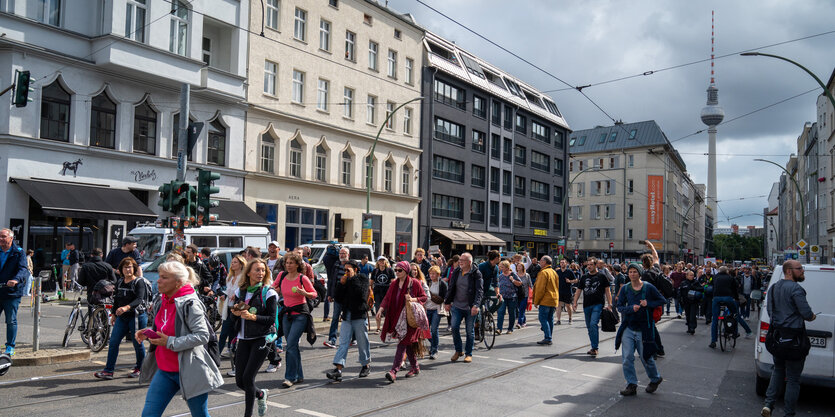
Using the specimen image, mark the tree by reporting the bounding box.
[713,234,763,262]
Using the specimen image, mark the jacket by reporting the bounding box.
[0,244,28,298]
[533,267,560,307]
[712,272,738,299]
[233,286,278,339]
[78,256,117,301]
[444,266,484,308]
[186,259,214,294]
[140,290,223,400]
[615,282,666,361]
[334,272,370,320]
[112,277,147,318]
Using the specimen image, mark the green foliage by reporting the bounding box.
[713,233,764,262]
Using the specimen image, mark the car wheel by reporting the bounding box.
[755,374,769,397]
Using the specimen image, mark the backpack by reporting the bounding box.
[151,297,221,367]
[134,276,154,313]
[259,286,281,344]
[91,279,115,304]
[646,268,674,299]
[640,285,663,323]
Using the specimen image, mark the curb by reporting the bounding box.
[12,349,91,366]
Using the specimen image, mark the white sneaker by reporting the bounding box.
[265,363,280,373]
[221,349,231,359]
[227,369,236,377]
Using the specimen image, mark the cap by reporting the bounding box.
[122,236,140,245]
[377,255,387,261]
[268,241,280,248]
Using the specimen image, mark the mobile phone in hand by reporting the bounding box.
[142,329,161,339]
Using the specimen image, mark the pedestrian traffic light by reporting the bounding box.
[157,181,175,212]
[12,70,35,108]
[197,169,221,225]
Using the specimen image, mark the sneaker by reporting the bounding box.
[3,346,13,356]
[323,317,330,322]
[515,324,521,329]
[429,353,436,360]
[494,330,502,335]
[265,363,280,373]
[129,368,141,378]
[463,356,472,363]
[227,369,236,377]
[323,341,336,349]
[350,340,357,346]
[359,365,371,378]
[521,323,527,328]
[760,406,772,417]
[645,377,663,393]
[220,349,231,359]
[281,380,294,388]
[405,367,419,378]
[506,330,513,334]
[326,367,343,382]
[620,383,637,396]
[745,332,753,339]
[451,352,462,362]
[676,315,682,319]
[257,389,268,417]
[385,370,396,383]
[293,378,304,384]
[556,320,562,325]
[94,371,114,380]
[536,340,552,345]
[708,342,716,349]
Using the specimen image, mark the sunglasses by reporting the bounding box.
[394,268,404,272]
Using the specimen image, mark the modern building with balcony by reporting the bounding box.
[0,0,253,268]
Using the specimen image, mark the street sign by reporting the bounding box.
[797,239,808,249]
[810,245,820,253]
[609,242,614,249]
[574,249,579,256]
[798,249,807,256]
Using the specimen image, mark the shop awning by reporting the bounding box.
[466,231,507,246]
[432,228,479,245]
[213,200,268,226]
[12,178,157,220]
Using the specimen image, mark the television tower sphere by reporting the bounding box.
[701,85,724,126]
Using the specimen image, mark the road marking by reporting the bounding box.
[216,388,243,397]
[581,373,608,380]
[497,358,525,364]
[472,355,490,359]
[92,360,106,366]
[541,365,568,372]
[296,408,335,417]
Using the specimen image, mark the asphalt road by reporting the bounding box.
[3,300,834,417]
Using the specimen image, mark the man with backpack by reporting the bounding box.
[184,245,214,297]
[201,247,227,292]
[639,242,669,356]
[78,248,118,314]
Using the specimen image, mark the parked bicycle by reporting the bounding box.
[62,296,112,352]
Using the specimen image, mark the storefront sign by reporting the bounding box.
[9,218,24,247]
[647,175,664,240]
[450,221,469,229]
[107,221,126,254]
[533,229,547,236]
[60,158,83,177]
[130,169,158,182]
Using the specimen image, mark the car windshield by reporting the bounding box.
[309,248,326,263]
[134,234,164,262]
[143,251,171,272]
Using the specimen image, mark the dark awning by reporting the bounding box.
[213,200,268,226]
[12,178,157,220]
[433,228,479,245]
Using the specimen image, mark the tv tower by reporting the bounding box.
[700,10,724,215]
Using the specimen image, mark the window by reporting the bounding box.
[490,134,500,159]
[384,161,393,191]
[329,0,338,7]
[489,200,500,227]
[597,158,604,169]
[293,8,306,41]
[555,158,564,176]
[343,87,354,118]
[201,37,211,65]
[364,155,375,189]
[394,28,402,39]
[292,70,304,103]
[132,100,156,154]
[432,155,464,183]
[317,79,329,111]
[516,114,527,134]
[171,113,194,161]
[514,207,525,228]
[169,1,188,55]
[261,132,276,173]
[609,131,617,142]
[401,166,410,194]
[553,213,562,232]
[554,186,563,203]
[40,81,71,142]
[554,131,563,148]
[514,176,526,196]
[319,19,331,51]
[575,182,584,196]
[471,200,485,223]
[627,229,633,239]
[627,203,634,219]
[473,95,486,118]
[569,161,573,172]
[340,151,353,185]
[598,133,606,143]
[366,95,376,124]
[433,79,465,110]
[387,49,397,78]
[504,105,513,129]
[265,0,279,30]
[591,205,601,220]
[568,206,583,220]
[289,139,302,178]
[530,210,549,229]
[578,135,586,145]
[604,204,614,219]
[490,167,500,193]
[90,92,116,149]
[579,160,584,170]
[405,58,414,84]
[433,117,464,146]
[385,101,395,129]
[472,130,485,153]
[315,145,327,182]
[345,31,356,61]
[284,206,329,250]
[530,180,549,201]
[432,194,463,219]
[628,154,634,167]
[627,179,634,194]
[605,180,614,195]
[206,118,226,166]
[471,165,485,188]
[544,99,562,117]
[514,145,526,165]
[264,60,277,95]
[503,138,512,163]
[125,0,146,42]
[403,107,412,134]
[502,203,511,228]
[609,157,616,169]
[502,170,512,195]
[363,13,373,25]
[531,151,550,172]
[531,121,550,143]
[491,101,501,125]
[368,41,378,71]
[628,129,637,140]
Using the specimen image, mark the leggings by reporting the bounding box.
[235,337,269,417]
[391,342,417,373]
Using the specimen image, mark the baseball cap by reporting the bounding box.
[268,241,280,248]
[122,236,140,245]
[377,255,387,261]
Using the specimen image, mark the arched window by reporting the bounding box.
[384,160,393,192]
[207,118,226,166]
[90,92,116,148]
[172,113,195,160]
[133,100,157,154]
[402,165,411,194]
[169,1,188,55]
[341,150,352,186]
[261,131,276,174]
[289,139,302,178]
[315,144,327,182]
[40,81,71,142]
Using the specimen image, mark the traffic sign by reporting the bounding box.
[797,239,808,249]
[574,249,579,256]
[810,245,820,253]
[798,249,807,256]
[609,242,614,249]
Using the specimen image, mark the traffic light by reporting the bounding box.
[13,70,34,108]
[157,181,175,212]
[197,169,220,225]
[171,181,197,219]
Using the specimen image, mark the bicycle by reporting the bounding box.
[201,293,222,332]
[475,294,499,350]
[62,297,90,348]
[717,303,737,352]
[62,297,112,352]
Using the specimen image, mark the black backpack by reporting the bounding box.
[91,279,115,304]
[645,268,674,299]
[134,276,154,313]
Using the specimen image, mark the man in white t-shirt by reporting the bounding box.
[265,241,282,278]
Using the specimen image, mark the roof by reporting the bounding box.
[568,120,686,170]
[362,0,424,32]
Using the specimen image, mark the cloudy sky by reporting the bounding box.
[388,0,835,228]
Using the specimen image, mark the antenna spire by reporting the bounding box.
[710,10,715,85]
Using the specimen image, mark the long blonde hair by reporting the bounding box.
[410,262,426,284]
[239,258,272,293]
[228,254,247,288]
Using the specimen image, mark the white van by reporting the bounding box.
[754,263,835,395]
[302,242,375,282]
[129,224,271,266]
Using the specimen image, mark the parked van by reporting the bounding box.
[129,224,271,266]
[754,263,835,395]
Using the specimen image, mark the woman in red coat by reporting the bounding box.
[376,261,427,382]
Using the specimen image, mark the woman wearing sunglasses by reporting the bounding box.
[376,261,427,382]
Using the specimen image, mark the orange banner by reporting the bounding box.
[647,175,664,240]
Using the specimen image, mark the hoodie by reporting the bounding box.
[155,284,195,372]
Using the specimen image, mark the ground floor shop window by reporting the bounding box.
[285,206,328,250]
[256,202,278,241]
[395,217,412,260]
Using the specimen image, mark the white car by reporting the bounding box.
[754,263,835,395]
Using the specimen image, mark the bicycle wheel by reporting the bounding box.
[475,312,483,342]
[89,309,110,353]
[483,312,496,350]
[62,305,80,347]
[718,316,726,352]
[206,301,222,331]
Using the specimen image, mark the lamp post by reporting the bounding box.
[754,158,804,240]
[679,199,699,262]
[740,52,835,110]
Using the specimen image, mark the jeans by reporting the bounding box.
[235,337,269,417]
[0,297,21,348]
[496,298,517,332]
[332,311,370,367]
[218,309,236,352]
[621,326,661,385]
[426,309,441,355]
[282,313,307,382]
[323,300,330,319]
[710,297,751,343]
[141,370,209,417]
[742,293,751,319]
[450,307,475,356]
[538,306,556,341]
[517,296,528,325]
[104,313,147,372]
[327,302,343,343]
[583,304,604,350]
[765,356,805,416]
[674,295,683,315]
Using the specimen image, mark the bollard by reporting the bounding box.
[33,271,47,352]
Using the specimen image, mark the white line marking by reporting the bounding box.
[269,401,291,409]
[497,358,525,364]
[541,365,568,372]
[582,373,608,380]
[472,355,490,359]
[296,408,335,417]
[92,360,106,366]
[216,388,243,397]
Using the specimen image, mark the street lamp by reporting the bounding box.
[740,52,835,110]
[753,158,804,240]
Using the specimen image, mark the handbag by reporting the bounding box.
[765,325,811,360]
[430,293,445,305]
[601,308,619,332]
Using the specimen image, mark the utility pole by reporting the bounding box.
[177,83,189,182]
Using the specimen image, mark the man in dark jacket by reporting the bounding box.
[411,248,432,279]
[0,228,29,355]
[443,253,483,363]
[323,246,349,348]
[478,250,501,305]
[105,236,143,277]
[326,260,371,381]
[77,248,117,304]
[184,244,213,296]
[709,266,752,348]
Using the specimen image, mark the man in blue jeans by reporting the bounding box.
[709,266,752,348]
[572,258,613,357]
[0,228,28,356]
[323,247,348,348]
[444,253,483,363]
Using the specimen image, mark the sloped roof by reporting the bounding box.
[569,120,686,170]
